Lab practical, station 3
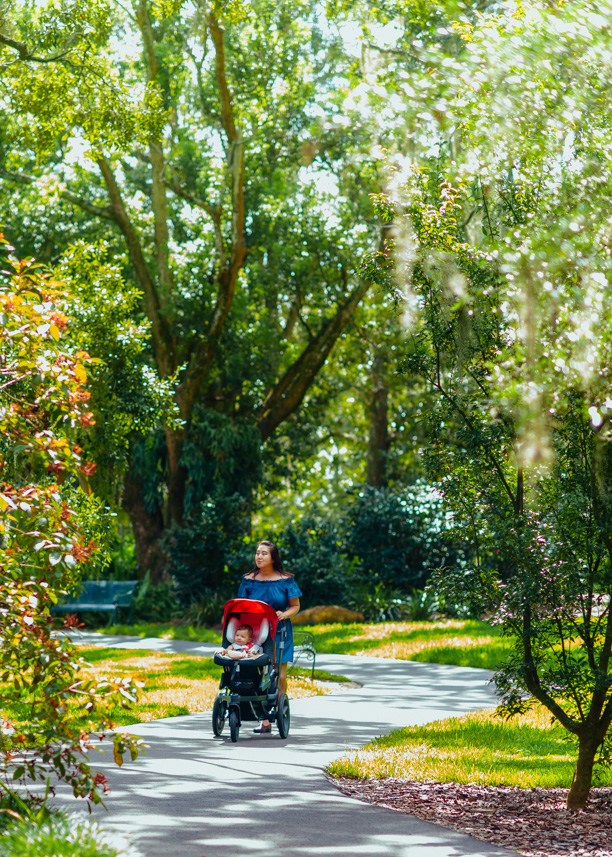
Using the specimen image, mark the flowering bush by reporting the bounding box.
[0,234,141,803]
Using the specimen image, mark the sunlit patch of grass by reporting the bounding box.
[327,705,612,789]
[367,636,515,670]
[303,620,509,669]
[77,647,329,724]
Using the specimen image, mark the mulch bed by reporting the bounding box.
[331,777,612,856]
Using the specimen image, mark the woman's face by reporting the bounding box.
[255,543,273,571]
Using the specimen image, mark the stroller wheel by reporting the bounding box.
[212,697,226,736]
[229,708,240,743]
[277,693,290,739]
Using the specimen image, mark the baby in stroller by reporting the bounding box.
[211,598,290,742]
[216,623,262,660]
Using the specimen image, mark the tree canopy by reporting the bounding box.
[354,0,612,808]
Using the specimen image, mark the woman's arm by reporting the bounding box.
[276,597,300,621]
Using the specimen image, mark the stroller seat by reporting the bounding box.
[214,610,273,669]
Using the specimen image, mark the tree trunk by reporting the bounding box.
[165,426,188,526]
[567,730,600,810]
[122,470,166,584]
[366,353,388,488]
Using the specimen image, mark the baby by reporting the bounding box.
[217,624,261,660]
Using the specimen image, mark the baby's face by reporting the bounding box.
[234,629,252,646]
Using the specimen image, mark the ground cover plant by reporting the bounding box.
[295,620,512,670]
[0,812,143,857]
[101,623,222,644]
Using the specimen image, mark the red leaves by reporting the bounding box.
[0,243,130,804]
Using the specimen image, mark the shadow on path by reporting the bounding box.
[56,634,517,857]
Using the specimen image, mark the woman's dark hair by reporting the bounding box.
[249,540,293,577]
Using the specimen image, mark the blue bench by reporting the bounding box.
[53,580,138,625]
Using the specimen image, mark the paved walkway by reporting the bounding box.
[61,632,518,857]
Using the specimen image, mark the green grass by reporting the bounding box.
[93,618,511,670]
[288,667,351,683]
[301,619,511,670]
[99,623,222,644]
[327,705,612,789]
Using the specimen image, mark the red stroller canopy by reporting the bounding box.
[222,598,279,647]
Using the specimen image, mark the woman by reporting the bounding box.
[238,540,301,734]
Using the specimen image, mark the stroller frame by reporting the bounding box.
[212,598,290,742]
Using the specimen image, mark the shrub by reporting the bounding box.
[280,518,352,608]
[0,241,141,802]
[179,588,227,626]
[344,482,463,591]
[162,494,251,603]
[131,572,181,623]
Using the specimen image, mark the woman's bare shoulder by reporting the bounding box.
[243,572,256,580]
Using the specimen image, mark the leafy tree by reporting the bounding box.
[362,0,612,809]
[0,235,141,802]
[1,0,379,579]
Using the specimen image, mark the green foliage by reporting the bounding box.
[343,482,461,590]
[0,812,144,857]
[179,589,227,627]
[57,243,179,500]
[1,1,164,158]
[162,495,251,602]
[357,0,612,805]
[131,573,181,623]
[181,407,261,515]
[280,517,351,607]
[0,238,141,802]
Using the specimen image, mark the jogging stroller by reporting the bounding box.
[212,598,290,742]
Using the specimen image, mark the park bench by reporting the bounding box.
[53,580,138,625]
[291,630,316,679]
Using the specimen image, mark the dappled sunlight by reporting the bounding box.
[51,649,505,857]
[328,702,609,789]
[77,647,329,724]
[360,635,497,659]
[346,620,468,641]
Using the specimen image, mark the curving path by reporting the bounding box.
[60,632,519,857]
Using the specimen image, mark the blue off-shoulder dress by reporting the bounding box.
[237,576,302,663]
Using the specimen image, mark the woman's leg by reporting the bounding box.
[260,663,288,728]
[278,662,288,696]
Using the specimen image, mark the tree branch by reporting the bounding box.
[0,31,73,64]
[163,176,225,266]
[257,278,372,441]
[136,1,174,298]
[96,155,175,378]
[0,168,115,221]
[175,12,246,419]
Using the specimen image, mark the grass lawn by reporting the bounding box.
[78,647,345,725]
[96,619,511,671]
[327,705,612,789]
[304,619,513,670]
[100,622,222,644]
